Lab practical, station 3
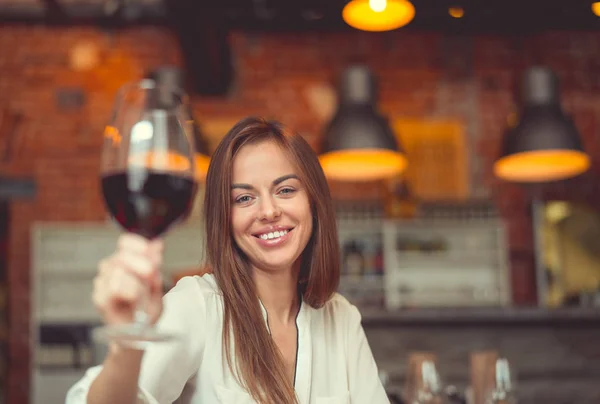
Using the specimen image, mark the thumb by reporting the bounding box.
[147,239,164,268]
[149,271,164,296]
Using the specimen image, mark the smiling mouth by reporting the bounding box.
[253,228,294,240]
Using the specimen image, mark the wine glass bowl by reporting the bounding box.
[102,151,196,240]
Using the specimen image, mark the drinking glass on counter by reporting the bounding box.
[96,78,197,348]
[484,358,517,404]
[406,358,446,404]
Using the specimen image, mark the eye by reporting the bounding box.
[278,187,296,196]
[234,195,253,204]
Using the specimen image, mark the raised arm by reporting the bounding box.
[66,276,206,404]
[65,234,206,404]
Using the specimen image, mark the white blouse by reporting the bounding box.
[65,274,390,404]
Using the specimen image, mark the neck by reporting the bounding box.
[253,264,300,326]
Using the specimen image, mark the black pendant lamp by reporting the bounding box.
[494,66,590,183]
[149,66,211,182]
[319,65,407,181]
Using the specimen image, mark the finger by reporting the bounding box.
[92,275,107,309]
[97,256,116,278]
[149,271,164,296]
[147,240,164,269]
[93,257,121,310]
[117,233,151,255]
[108,268,144,305]
[148,238,164,254]
[113,250,155,280]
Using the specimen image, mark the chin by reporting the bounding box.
[252,251,300,273]
[257,259,297,272]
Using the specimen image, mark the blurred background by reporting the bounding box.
[2,0,600,403]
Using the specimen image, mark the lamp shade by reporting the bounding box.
[320,65,407,181]
[149,66,211,182]
[494,66,590,183]
[342,0,415,32]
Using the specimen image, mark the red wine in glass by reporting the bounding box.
[95,76,198,348]
[101,169,197,240]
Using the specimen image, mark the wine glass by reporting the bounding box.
[95,77,198,349]
[406,359,446,404]
[484,358,517,404]
[416,361,445,404]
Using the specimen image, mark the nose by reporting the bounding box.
[257,195,281,221]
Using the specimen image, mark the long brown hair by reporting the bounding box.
[203,116,340,404]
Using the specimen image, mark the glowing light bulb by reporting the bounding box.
[448,6,464,18]
[592,2,600,17]
[131,120,153,142]
[369,0,387,12]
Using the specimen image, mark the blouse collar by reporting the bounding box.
[258,293,306,335]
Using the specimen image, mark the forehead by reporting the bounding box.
[232,139,297,182]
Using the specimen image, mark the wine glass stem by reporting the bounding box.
[133,282,151,326]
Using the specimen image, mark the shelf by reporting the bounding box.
[360,306,600,326]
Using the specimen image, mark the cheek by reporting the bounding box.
[231,209,252,237]
[299,206,313,235]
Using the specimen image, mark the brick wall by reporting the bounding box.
[2,25,600,403]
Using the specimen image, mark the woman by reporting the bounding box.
[66,116,389,404]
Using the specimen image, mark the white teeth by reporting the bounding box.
[259,230,288,240]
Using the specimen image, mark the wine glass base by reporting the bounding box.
[92,324,179,350]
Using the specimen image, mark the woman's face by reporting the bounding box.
[230,139,313,275]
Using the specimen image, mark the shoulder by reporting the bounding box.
[324,292,359,313]
[167,272,220,297]
[313,292,362,326]
[162,273,222,313]
[157,273,222,333]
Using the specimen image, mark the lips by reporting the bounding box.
[252,227,294,247]
[255,229,289,240]
[252,227,293,239]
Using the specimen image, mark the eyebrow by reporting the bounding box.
[232,174,299,190]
